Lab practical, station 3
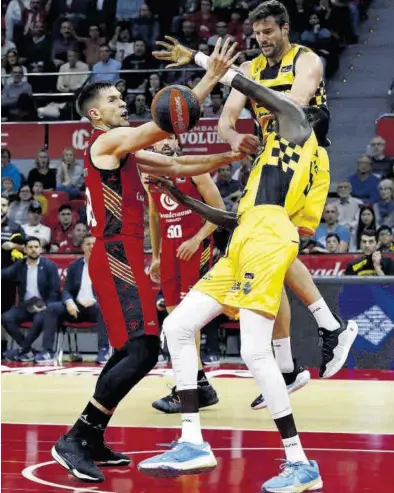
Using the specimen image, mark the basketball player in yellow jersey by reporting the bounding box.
[139,37,356,492]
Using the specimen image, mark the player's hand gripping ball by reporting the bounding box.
[151,85,201,136]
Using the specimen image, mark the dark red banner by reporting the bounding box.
[1,119,255,159]
[47,253,394,284]
[376,114,394,157]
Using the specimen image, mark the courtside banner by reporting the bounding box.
[1,119,255,159]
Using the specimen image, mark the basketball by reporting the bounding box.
[151,85,201,136]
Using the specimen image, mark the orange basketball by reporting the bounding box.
[151,85,201,135]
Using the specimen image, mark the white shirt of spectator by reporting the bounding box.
[96,0,105,10]
[24,258,41,301]
[57,61,90,93]
[332,197,363,230]
[76,260,96,305]
[22,223,51,245]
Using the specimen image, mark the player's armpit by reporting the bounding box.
[91,122,169,165]
[291,51,324,106]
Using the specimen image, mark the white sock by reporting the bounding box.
[180,413,204,444]
[308,298,340,331]
[273,337,294,373]
[282,435,309,464]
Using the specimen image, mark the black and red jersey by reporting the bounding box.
[84,129,145,239]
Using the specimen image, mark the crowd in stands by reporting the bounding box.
[1,0,371,121]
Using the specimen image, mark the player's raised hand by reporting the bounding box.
[153,35,194,68]
[207,37,240,82]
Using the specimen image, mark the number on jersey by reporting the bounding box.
[167,224,182,238]
[85,187,97,227]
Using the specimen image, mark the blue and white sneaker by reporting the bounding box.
[34,351,55,364]
[138,441,217,478]
[251,361,310,410]
[95,347,110,365]
[262,460,323,492]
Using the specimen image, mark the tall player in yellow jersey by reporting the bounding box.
[139,37,356,492]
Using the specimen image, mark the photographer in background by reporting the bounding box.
[344,230,394,276]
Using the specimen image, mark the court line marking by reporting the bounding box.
[4,421,394,436]
[21,446,394,493]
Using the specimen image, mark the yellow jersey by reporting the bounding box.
[249,44,328,142]
[237,130,319,225]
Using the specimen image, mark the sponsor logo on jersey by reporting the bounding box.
[160,194,178,211]
[244,272,254,280]
[243,281,252,295]
[176,177,186,183]
[137,192,145,202]
[281,64,292,73]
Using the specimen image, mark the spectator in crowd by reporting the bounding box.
[189,0,217,40]
[87,0,117,27]
[208,20,234,48]
[19,0,50,38]
[128,93,152,120]
[91,44,121,82]
[351,204,377,252]
[8,184,34,225]
[1,65,33,119]
[56,147,83,198]
[314,203,350,252]
[348,155,380,204]
[121,39,154,89]
[1,48,28,86]
[35,234,110,364]
[1,196,25,316]
[203,85,225,118]
[237,18,260,59]
[1,177,18,202]
[215,163,242,207]
[27,149,56,191]
[19,21,52,68]
[115,78,127,100]
[22,201,51,248]
[374,179,394,229]
[132,3,160,48]
[377,225,394,253]
[332,180,363,233]
[144,72,165,106]
[52,21,78,67]
[368,136,394,177]
[228,9,243,38]
[116,0,145,20]
[1,236,60,362]
[50,204,74,252]
[1,26,16,57]
[31,181,48,215]
[1,149,21,194]
[178,20,202,50]
[326,233,341,253]
[56,50,89,94]
[57,221,88,253]
[73,23,106,67]
[344,230,394,276]
[109,25,135,62]
[50,0,90,26]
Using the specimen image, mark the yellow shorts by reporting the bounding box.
[194,207,299,318]
[292,146,330,236]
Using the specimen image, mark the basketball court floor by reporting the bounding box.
[2,362,394,493]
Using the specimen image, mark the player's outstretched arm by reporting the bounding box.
[146,176,237,232]
[136,149,244,177]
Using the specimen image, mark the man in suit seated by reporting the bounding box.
[2,236,61,361]
[34,235,110,364]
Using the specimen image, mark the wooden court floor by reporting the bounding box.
[2,371,394,434]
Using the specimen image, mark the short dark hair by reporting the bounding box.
[377,225,392,235]
[1,148,11,159]
[326,233,340,243]
[25,236,41,246]
[75,220,88,228]
[82,234,94,243]
[58,203,72,213]
[361,229,377,240]
[249,0,289,26]
[76,81,114,118]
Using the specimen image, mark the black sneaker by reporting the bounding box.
[51,434,104,482]
[91,441,131,467]
[152,384,219,414]
[319,319,358,378]
[250,360,310,410]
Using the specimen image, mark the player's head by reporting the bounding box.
[360,229,377,256]
[326,233,340,253]
[249,0,290,59]
[76,81,128,128]
[377,225,393,247]
[153,135,181,156]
